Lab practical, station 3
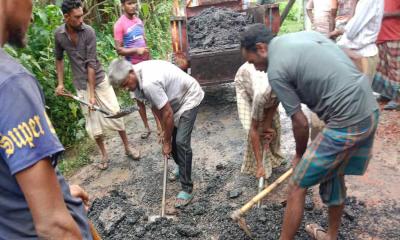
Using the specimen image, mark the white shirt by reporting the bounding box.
[307,0,333,14]
[132,60,204,127]
[337,0,384,57]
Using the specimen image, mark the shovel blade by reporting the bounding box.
[105,106,138,119]
[147,215,176,223]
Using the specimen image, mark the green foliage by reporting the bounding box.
[5,4,86,147]
[279,0,304,34]
[5,0,173,153]
[140,0,173,59]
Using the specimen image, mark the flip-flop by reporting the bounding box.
[383,100,400,111]
[175,191,193,208]
[140,131,151,139]
[305,223,327,240]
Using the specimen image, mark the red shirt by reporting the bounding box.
[377,0,400,43]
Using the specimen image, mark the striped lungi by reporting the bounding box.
[372,40,400,101]
[292,110,379,206]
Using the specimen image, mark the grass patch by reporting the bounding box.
[58,138,95,177]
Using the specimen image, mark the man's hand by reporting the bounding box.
[55,84,65,96]
[136,47,148,56]
[291,154,302,169]
[329,29,344,39]
[162,141,172,157]
[262,128,276,151]
[256,165,266,178]
[89,97,96,111]
[69,185,89,212]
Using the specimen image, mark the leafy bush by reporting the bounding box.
[5,1,173,148]
[5,4,86,147]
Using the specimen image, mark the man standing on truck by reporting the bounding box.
[114,0,162,140]
[55,0,140,170]
[235,62,284,182]
[0,0,93,238]
[108,59,204,208]
[240,24,379,240]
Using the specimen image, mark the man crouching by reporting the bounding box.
[108,59,204,208]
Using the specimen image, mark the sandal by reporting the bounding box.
[96,159,109,170]
[383,100,400,111]
[305,223,327,240]
[126,148,140,161]
[174,191,193,208]
[140,130,151,139]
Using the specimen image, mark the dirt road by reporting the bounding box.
[68,84,399,239]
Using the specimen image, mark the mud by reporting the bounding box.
[188,7,254,51]
[69,83,400,239]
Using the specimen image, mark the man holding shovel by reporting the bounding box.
[240,24,379,239]
[108,59,204,208]
[55,0,140,170]
[234,62,284,188]
[0,0,93,238]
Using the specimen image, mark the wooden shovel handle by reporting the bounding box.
[89,221,102,240]
[232,168,293,220]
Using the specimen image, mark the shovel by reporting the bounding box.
[231,168,293,238]
[148,156,176,222]
[256,177,264,208]
[59,91,137,119]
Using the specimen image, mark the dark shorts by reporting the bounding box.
[292,110,379,206]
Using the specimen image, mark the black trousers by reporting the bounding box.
[171,106,199,193]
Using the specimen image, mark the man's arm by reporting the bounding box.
[249,119,264,178]
[54,36,65,96]
[155,102,174,156]
[114,40,148,57]
[15,159,82,239]
[290,110,309,168]
[330,0,338,31]
[85,28,99,106]
[87,67,96,106]
[55,59,65,95]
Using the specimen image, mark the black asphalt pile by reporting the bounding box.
[88,169,372,240]
[187,7,254,52]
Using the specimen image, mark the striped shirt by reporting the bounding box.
[337,0,384,57]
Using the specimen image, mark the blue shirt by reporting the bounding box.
[0,48,92,239]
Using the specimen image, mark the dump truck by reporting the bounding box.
[170,0,295,86]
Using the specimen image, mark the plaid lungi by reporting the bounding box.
[372,40,400,101]
[235,62,284,178]
[292,110,379,206]
[241,112,285,178]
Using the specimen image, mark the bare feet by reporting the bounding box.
[305,223,327,240]
[126,147,140,161]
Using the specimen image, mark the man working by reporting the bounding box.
[330,0,384,80]
[114,0,162,139]
[108,59,204,208]
[235,62,284,180]
[0,0,92,238]
[240,24,379,239]
[372,0,400,111]
[55,0,140,170]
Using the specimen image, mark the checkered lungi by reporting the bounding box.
[372,40,400,101]
[292,110,379,206]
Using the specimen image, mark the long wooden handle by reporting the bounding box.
[89,221,102,240]
[232,168,293,219]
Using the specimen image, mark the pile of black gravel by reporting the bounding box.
[187,7,254,52]
[88,180,376,240]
